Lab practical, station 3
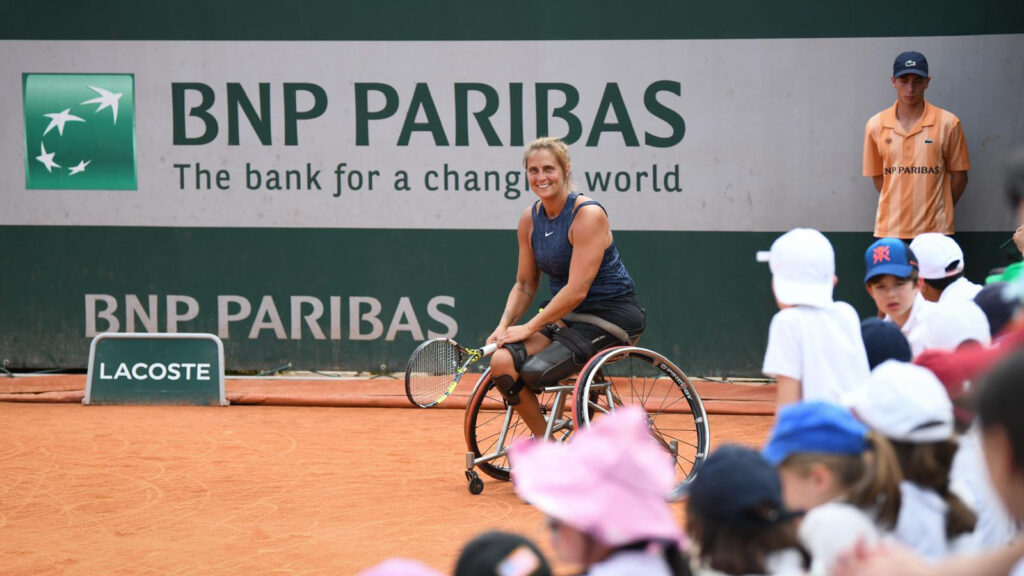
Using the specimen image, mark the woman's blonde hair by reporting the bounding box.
[523,137,576,192]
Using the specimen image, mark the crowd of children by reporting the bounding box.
[354,153,1024,574]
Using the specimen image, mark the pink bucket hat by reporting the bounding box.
[357,558,443,576]
[508,406,683,547]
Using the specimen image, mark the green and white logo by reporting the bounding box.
[23,73,137,190]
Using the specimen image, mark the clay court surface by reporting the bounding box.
[0,376,775,575]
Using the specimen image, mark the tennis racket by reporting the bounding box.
[405,338,498,408]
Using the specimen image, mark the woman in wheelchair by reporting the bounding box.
[486,137,645,438]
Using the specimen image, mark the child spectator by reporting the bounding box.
[844,360,977,559]
[454,530,552,576]
[919,300,991,353]
[509,406,692,576]
[864,238,936,357]
[915,350,1018,551]
[978,350,1024,574]
[974,282,1019,339]
[684,444,808,575]
[910,233,983,303]
[762,401,902,533]
[860,317,912,369]
[757,228,870,407]
[832,350,1024,576]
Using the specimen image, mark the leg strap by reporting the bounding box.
[551,326,601,364]
[501,341,529,373]
[492,374,522,406]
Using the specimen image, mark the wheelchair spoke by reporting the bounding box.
[574,347,711,497]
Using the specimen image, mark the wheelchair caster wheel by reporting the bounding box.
[466,471,484,495]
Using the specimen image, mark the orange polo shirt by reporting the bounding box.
[863,100,970,238]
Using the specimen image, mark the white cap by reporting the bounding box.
[920,301,991,352]
[843,360,954,442]
[909,233,965,280]
[756,228,835,307]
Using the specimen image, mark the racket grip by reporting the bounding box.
[481,343,499,356]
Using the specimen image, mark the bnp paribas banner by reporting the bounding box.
[2,36,1022,373]
[4,36,1022,232]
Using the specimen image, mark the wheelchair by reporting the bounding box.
[463,314,711,499]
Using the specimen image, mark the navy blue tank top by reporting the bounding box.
[531,192,636,303]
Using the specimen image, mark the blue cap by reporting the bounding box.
[687,444,787,524]
[762,401,868,466]
[893,51,929,78]
[865,238,918,283]
[860,317,912,369]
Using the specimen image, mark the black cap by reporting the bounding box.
[686,444,791,524]
[454,531,551,576]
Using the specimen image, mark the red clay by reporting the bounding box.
[0,380,776,575]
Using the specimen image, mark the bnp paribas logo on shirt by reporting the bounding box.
[23,73,137,190]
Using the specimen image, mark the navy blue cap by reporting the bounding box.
[893,51,929,78]
[975,282,1018,338]
[865,238,918,283]
[687,444,788,524]
[455,531,551,576]
[861,317,912,369]
[762,401,868,466]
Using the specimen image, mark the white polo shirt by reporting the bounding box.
[763,301,871,404]
[885,292,936,358]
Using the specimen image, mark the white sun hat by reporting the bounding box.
[843,360,954,443]
[756,228,835,308]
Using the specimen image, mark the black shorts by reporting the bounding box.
[517,292,645,391]
[564,292,645,341]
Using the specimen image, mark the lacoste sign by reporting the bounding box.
[23,73,137,190]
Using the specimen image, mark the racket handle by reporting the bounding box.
[481,343,499,356]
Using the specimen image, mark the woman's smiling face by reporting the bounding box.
[526,149,568,199]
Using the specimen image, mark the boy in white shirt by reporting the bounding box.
[758,228,871,407]
[864,238,936,357]
[910,233,983,303]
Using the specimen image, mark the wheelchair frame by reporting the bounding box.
[463,345,711,499]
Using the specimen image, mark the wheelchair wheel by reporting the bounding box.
[464,371,569,482]
[572,346,710,499]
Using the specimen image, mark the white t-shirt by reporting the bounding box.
[939,276,984,303]
[885,292,936,358]
[951,424,1019,550]
[762,301,870,404]
[892,480,980,560]
[586,549,674,576]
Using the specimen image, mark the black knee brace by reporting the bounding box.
[492,374,523,405]
[502,341,529,372]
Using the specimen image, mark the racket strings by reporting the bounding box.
[409,341,463,402]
